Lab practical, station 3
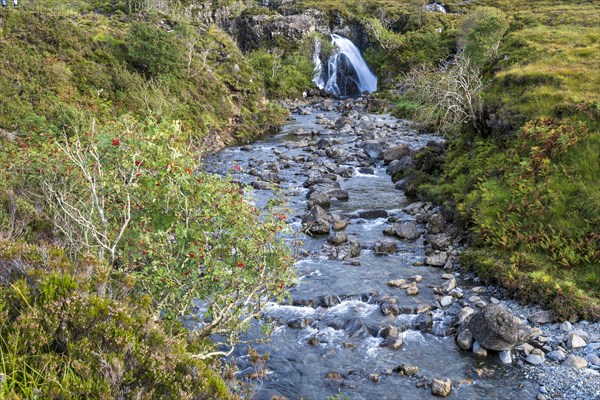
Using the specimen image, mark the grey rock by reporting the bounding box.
[302,206,330,234]
[431,378,452,397]
[440,276,456,292]
[380,298,400,317]
[456,328,473,350]
[359,210,388,219]
[308,191,330,208]
[382,144,411,165]
[585,354,600,366]
[454,307,475,326]
[440,296,453,307]
[562,354,588,369]
[473,341,488,357]
[362,142,384,159]
[467,304,532,351]
[426,233,452,251]
[379,325,399,338]
[395,222,420,240]
[373,240,397,255]
[525,354,545,365]
[394,364,419,377]
[427,213,445,234]
[499,350,513,364]
[528,310,554,324]
[546,350,566,362]
[328,231,348,245]
[406,285,420,296]
[568,333,587,349]
[426,252,448,267]
[560,321,572,333]
[380,336,404,349]
[336,239,361,260]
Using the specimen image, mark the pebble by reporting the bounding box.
[568,333,587,349]
[525,354,545,365]
[560,321,573,333]
[585,354,600,366]
[406,286,419,296]
[473,341,488,357]
[546,350,566,362]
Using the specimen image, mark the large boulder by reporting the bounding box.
[382,144,410,165]
[302,206,330,234]
[467,305,532,351]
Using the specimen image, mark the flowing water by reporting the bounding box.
[204,99,538,399]
[314,35,377,97]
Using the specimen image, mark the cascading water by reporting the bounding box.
[313,34,377,97]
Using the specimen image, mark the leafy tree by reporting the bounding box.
[458,7,509,65]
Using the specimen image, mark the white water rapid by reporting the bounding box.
[313,34,377,97]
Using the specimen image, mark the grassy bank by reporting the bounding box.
[405,0,600,320]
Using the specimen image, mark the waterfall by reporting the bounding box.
[313,34,377,97]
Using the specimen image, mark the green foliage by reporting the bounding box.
[126,22,183,77]
[0,241,232,399]
[457,7,508,65]
[2,116,295,349]
[249,48,314,98]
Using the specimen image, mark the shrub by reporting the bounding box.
[457,6,509,65]
[126,22,184,77]
[0,241,232,399]
[7,116,295,357]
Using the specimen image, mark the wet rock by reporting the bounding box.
[373,240,397,255]
[380,336,404,349]
[342,342,356,349]
[468,305,532,351]
[388,279,407,288]
[336,239,361,260]
[426,252,448,267]
[415,313,433,332]
[562,354,588,369]
[473,341,488,357]
[303,176,339,189]
[440,276,456,293]
[330,214,348,230]
[409,275,424,283]
[386,156,413,176]
[322,99,335,111]
[328,231,348,245]
[302,206,330,234]
[327,188,350,201]
[427,213,445,234]
[380,298,400,317]
[426,233,452,251]
[406,285,419,296]
[251,181,273,190]
[320,295,340,308]
[394,364,419,377]
[499,350,512,364]
[528,310,554,324]
[368,373,381,383]
[324,371,343,381]
[394,222,420,240]
[307,337,320,346]
[431,378,452,397]
[362,142,384,160]
[358,167,375,175]
[359,210,388,219]
[288,318,313,329]
[379,325,398,338]
[382,144,410,165]
[456,328,473,350]
[308,191,331,208]
[346,318,371,338]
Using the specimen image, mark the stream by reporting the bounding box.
[204,97,538,399]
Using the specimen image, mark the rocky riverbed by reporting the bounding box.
[204,96,600,400]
